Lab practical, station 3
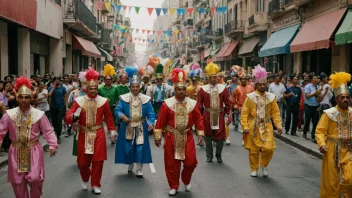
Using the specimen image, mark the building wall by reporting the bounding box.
[17,28,31,77]
[0,20,8,79]
[36,0,63,39]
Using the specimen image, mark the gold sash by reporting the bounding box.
[253,95,269,142]
[14,113,33,173]
[166,125,190,161]
[83,99,98,154]
[209,87,220,127]
[125,96,145,145]
[80,124,103,154]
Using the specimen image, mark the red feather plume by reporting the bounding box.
[85,67,99,81]
[15,76,31,90]
[170,68,186,84]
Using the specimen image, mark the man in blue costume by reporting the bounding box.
[115,66,156,178]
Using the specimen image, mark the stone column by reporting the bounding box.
[293,52,302,74]
[17,28,31,77]
[65,45,73,74]
[49,38,63,76]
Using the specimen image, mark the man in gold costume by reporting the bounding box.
[316,72,352,198]
[240,65,282,177]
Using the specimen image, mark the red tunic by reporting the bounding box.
[197,84,231,140]
[65,96,116,162]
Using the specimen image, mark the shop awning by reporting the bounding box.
[239,36,260,56]
[73,35,101,58]
[204,48,211,58]
[335,9,352,45]
[98,47,113,61]
[259,24,300,57]
[290,8,346,52]
[211,48,220,56]
[222,41,239,60]
[215,43,231,60]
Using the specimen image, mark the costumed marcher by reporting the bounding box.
[240,65,282,178]
[146,64,172,116]
[116,69,130,96]
[65,67,117,194]
[186,63,203,100]
[232,73,255,135]
[0,77,58,198]
[98,64,120,144]
[115,66,155,178]
[68,71,87,156]
[139,66,154,95]
[197,62,231,163]
[154,68,204,196]
[316,72,352,198]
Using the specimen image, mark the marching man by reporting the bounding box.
[240,65,282,178]
[0,77,58,198]
[316,72,352,197]
[65,67,117,194]
[154,68,204,196]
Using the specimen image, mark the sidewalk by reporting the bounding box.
[0,136,49,169]
[274,129,323,159]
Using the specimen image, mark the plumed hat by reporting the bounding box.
[252,65,267,84]
[329,72,351,97]
[170,68,187,87]
[155,64,164,79]
[103,64,115,78]
[15,77,32,96]
[85,67,99,87]
[125,66,141,85]
[205,62,220,77]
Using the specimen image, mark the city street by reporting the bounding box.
[0,129,321,198]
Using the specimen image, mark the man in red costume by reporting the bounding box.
[197,62,231,163]
[154,68,204,196]
[65,67,117,195]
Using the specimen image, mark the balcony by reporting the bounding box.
[63,0,96,36]
[248,13,269,33]
[186,19,194,29]
[268,0,283,16]
[224,20,245,35]
[294,0,313,6]
[101,28,112,50]
[284,0,294,5]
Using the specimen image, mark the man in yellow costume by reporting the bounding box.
[240,65,282,177]
[316,72,352,198]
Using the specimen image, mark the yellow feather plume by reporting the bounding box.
[205,62,220,77]
[103,64,115,77]
[329,72,351,89]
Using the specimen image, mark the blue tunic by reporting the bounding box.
[114,97,155,164]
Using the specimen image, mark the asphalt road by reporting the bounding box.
[0,128,322,198]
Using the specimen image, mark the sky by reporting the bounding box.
[121,0,164,53]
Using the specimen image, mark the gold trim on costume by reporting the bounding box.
[17,85,32,96]
[125,95,145,145]
[83,98,98,154]
[15,112,33,173]
[87,79,98,87]
[174,82,187,87]
[154,129,163,140]
[197,130,204,136]
[333,84,350,97]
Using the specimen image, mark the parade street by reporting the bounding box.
[0,129,321,198]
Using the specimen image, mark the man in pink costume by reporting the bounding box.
[0,76,58,198]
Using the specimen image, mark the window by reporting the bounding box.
[227,9,232,23]
[256,0,265,12]
[234,5,238,21]
[54,0,61,6]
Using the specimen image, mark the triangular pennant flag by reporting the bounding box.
[162,8,168,15]
[157,30,162,36]
[177,8,186,15]
[147,30,151,35]
[142,39,145,43]
[130,28,134,32]
[135,7,140,14]
[136,29,139,33]
[187,8,194,16]
[206,7,210,12]
[211,7,216,16]
[160,40,164,44]
[147,8,154,16]
[142,29,145,34]
[134,38,137,41]
[173,30,179,35]
[153,30,155,34]
[155,8,161,16]
[117,5,122,12]
[199,7,205,13]
[123,5,127,11]
[163,31,168,35]
[129,6,133,12]
[104,2,111,10]
[169,8,176,16]
[122,29,126,33]
[216,7,222,14]
[95,1,103,11]
[222,7,228,13]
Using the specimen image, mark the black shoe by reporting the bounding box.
[206,158,213,162]
[234,126,238,131]
[303,134,308,139]
[285,131,289,135]
[291,133,299,137]
[312,140,317,144]
[215,155,222,163]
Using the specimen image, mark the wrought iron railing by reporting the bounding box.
[64,0,96,33]
[224,20,245,34]
[249,15,255,26]
[214,28,223,37]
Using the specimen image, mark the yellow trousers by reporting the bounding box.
[248,147,274,171]
[321,156,352,198]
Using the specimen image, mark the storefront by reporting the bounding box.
[335,9,352,73]
[72,35,101,71]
